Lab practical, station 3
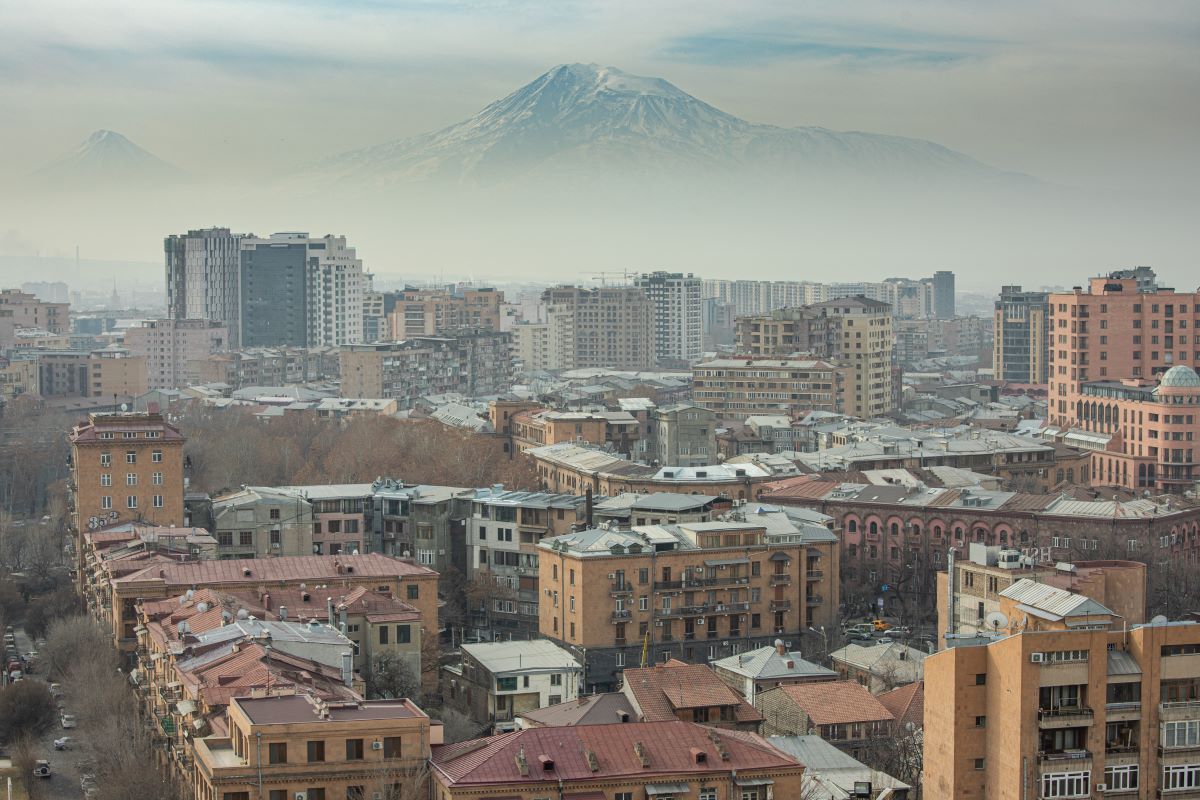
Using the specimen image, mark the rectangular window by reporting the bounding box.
[1104,765,1138,792]
[1163,764,1200,791]
[1163,720,1200,749]
[306,790,326,800]
[383,736,402,758]
[152,450,163,463]
[126,495,137,509]
[345,738,364,760]
[100,473,111,486]
[379,626,389,645]
[397,625,411,644]
[125,451,136,464]
[101,496,112,510]
[218,532,232,546]
[126,473,137,486]
[407,585,418,600]
[269,792,288,800]
[307,740,325,762]
[153,495,164,509]
[152,472,163,485]
[267,742,287,764]
[239,531,253,546]
[1040,771,1089,798]
[100,452,111,466]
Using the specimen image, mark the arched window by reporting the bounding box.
[847,519,858,533]
[890,523,899,536]
[869,521,878,534]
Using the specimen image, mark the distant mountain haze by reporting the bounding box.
[1,64,1192,289]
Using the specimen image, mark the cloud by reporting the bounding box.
[660,30,976,67]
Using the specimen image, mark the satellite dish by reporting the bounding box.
[120,403,128,412]
[1151,614,1170,626]
[985,611,1009,631]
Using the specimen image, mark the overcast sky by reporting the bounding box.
[3,0,1197,195]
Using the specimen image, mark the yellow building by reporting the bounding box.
[192,693,437,800]
[925,576,1200,798]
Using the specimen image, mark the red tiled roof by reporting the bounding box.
[432,721,798,786]
[113,553,436,586]
[878,681,924,730]
[766,681,894,726]
[623,661,761,723]
[758,476,838,501]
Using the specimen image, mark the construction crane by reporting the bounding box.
[639,630,651,668]
[588,270,637,287]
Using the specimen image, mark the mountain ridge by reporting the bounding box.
[32,129,185,188]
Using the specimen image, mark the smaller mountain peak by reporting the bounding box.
[84,129,128,145]
[539,63,683,99]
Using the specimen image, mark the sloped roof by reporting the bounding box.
[517,693,636,728]
[828,642,927,685]
[765,681,894,726]
[623,660,761,723]
[1000,578,1114,621]
[711,646,838,682]
[877,681,924,730]
[431,721,797,786]
[462,640,581,676]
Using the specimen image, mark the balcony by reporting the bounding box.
[1160,700,1200,722]
[1162,653,1200,681]
[769,600,792,612]
[806,570,823,580]
[610,583,633,597]
[769,574,792,586]
[683,575,752,589]
[654,580,684,591]
[1037,706,1093,729]
[158,714,176,737]
[1036,749,1090,766]
[1106,701,1142,722]
[611,609,632,622]
[805,595,824,606]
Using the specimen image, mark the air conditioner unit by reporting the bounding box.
[1095,784,1107,793]
[1030,652,1046,663]
[655,621,664,627]
[697,618,705,626]
[608,573,616,580]
[374,794,383,800]
[296,794,307,800]
[371,740,383,750]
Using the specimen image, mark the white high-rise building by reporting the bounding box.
[635,271,702,366]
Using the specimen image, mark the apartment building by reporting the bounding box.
[705,275,948,319]
[507,407,641,456]
[0,288,69,334]
[239,232,365,348]
[829,641,926,694]
[935,543,1147,643]
[211,486,316,558]
[652,403,717,467]
[925,578,1200,799]
[38,349,149,399]
[193,694,435,800]
[442,640,582,732]
[635,271,703,366]
[931,270,956,319]
[1048,270,1200,429]
[467,489,588,640]
[86,553,438,659]
[0,356,38,398]
[69,411,186,534]
[691,357,849,420]
[387,286,503,338]
[123,318,228,390]
[710,641,838,703]
[370,480,474,571]
[1075,365,1200,493]
[808,297,895,417]
[192,346,341,389]
[538,285,655,371]
[165,227,244,346]
[995,285,1051,384]
[339,332,512,406]
[430,720,805,800]
[536,512,840,691]
[734,307,842,358]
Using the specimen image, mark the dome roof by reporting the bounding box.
[1156,365,1200,389]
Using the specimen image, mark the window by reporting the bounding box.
[307,740,325,762]
[639,596,648,611]
[346,788,365,800]
[306,790,326,800]
[615,651,625,667]
[497,677,517,691]
[383,736,402,758]
[100,452,111,466]
[218,532,233,546]
[1104,765,1138,792]
[224,794,250,800]
[152,472,163,485]
[268,742,287,764]
[100,473,111,486]
[126,473,137,486]
[1040,771,1089,798]
[345,738,364,760]
[151,449,163,463]
[975,673,987,685]
[975,715,986,728]
[740,789,760,800]
[125,451,136,464]
[616,794,633,800]
[1163,764,1200,791]
[269,792,288,800]
[101,496,112,509]
[974,758,985,770]
[407,585,418,600]
[397,625,411,644]
[1163,720,1200,749]
[379,626,389,645]
[639,568,648,584]
[239,531,253,546]
[126,495,137,509]
[153,495,164,509]
[699,791,716,800]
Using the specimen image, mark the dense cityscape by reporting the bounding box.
[0,244,1198,800]
[2,3,1197,799]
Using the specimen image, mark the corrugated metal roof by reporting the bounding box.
[999,578,1114,618]
[1107,650,1142,677]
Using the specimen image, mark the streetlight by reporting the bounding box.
[808,625,828,663]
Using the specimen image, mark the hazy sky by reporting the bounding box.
[3,0,1197,195]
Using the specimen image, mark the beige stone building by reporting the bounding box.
[925,576,1200,799]
[124,318,229,389]
[534,285,656,371]
[691,357,849,420]
[536,511,840,691]
[387,287,503,338]
[0,288,69,334]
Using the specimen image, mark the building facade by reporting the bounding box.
[931,270,956,319]
[691,357,848,420]
[442,640,582,732]
[211,486,316,558]
[0,288,69,334]
[387,287,503,338]
[536,515,840,691]
[339,332,512,405]
[652,403,718,468]
[539,285,656,371]
[164,227,244,346]
[68,411,187,533]
[635,271,703,366]
[994,285,1050,384]
[123,318,229,390]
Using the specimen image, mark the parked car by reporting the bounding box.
[847,630,874,642]
[48,682,63,697]
[32,759,51,778]
[54,737,72,750]
[845,622,874,636]
[872,619,891,632]
[60,713,77,729]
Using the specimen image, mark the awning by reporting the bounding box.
[175,699,196,716]
[646,784,690,796]
[769,552,791,562]
[703,558,750,567]
[807,547,824,556]
[734,778,775,787]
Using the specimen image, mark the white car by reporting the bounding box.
[60,713,77,729]
[54,736,72,750]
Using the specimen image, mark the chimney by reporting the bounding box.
[341,651,353,688]
[327,597,335,626]
[775,638,786,656]
[278,605,288,622]
[263,592,271,611]
[585,487,594,528]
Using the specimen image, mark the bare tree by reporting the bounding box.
[365,650,421,700]
[360,758,432,800]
